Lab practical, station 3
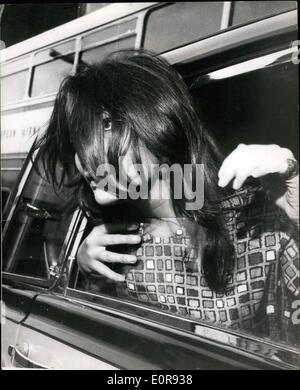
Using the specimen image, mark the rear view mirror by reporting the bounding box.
[21,200,61,221]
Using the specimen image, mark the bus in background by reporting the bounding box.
[0,1,297,211]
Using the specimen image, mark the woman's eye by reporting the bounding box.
[103,118,112,131]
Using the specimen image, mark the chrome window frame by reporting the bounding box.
[62,287,299,369]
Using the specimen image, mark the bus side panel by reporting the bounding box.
[1,103,54,189]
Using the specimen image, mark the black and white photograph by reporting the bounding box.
[1,2,299,372]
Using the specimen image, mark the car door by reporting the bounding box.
[3,150,297,369]
[2,147,47,368]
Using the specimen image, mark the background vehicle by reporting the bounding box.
[2,2,299,369]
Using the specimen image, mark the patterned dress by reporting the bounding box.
[83,185,299,345]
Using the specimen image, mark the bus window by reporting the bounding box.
[30,58,73,97]
[231,1,297,27]
[80,36,136,65]
[34,39,75,64]
[143,2,224,54]
[81,18,137,49]
[1,70,28,104]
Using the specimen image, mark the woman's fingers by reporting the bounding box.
[92,233,141,247]
[232,169,250,190]
[86,222,141,247]
[218,146,243,187]
[89,260,125,282]
[218,162,236,187]
[92,221,140,235]
[77,221,142,281]
[93,248,138,264]
[218,144,296,189]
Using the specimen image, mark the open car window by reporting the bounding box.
[189,49,298,158]
[62,44,299,370]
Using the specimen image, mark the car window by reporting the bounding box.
[66,47,298,355]
[2,152,75,280]
[189,52,298,157]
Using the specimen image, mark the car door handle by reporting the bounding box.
[8,344,52,369]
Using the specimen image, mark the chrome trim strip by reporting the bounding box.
[0,154,27,159]
[9,345,52,369]
[63,288,299,369]
[2,272,51,287]
[1,168,22,171]
[60,214,87,289]
[68,216,87,259]
[195,46,298,85]
[57,209,84,269]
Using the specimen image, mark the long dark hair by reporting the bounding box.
[35,49,234,293]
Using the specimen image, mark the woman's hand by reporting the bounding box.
[77,222,141,282]
[218,144,299,227]
[218,144,296,190]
